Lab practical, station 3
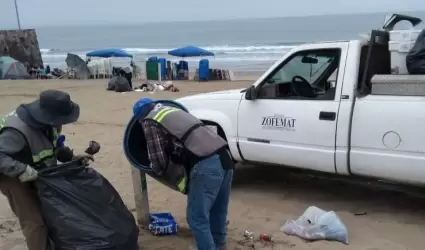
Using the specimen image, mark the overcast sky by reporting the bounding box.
[0,0,424,28]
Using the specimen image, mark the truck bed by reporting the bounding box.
[371,74,425,96]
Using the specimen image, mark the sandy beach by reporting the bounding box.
[0,78,425,250]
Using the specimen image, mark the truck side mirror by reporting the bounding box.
[245,85,257,100]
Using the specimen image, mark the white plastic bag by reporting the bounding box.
[280,206,348,244]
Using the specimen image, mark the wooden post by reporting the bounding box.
[131,167,150,228]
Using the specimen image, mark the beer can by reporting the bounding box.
[243,230,254,239]
[259,233,273,242]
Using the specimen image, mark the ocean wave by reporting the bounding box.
[41,53,71,58]
[40,44,294,57]
[40,48,60,54]
[122,44,295,53]
[180,56,281,62]
[122,47,170,53]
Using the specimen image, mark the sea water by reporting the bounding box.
[35,12,425,71]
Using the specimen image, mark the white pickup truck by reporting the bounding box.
[176,27,425,187]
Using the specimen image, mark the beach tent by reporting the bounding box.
[86,49,133,58]
[168,46,214,57]
[0,56,31,80]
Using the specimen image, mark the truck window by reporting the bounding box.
[258,48,341,100]
[357,44,391,93]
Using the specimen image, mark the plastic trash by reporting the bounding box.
[280,206,348,244]
[149,213,178,236]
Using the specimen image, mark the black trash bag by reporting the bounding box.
[406,29,425,74]
[107,76,117,91]
[114,76,132,92]
[36,163,139,250]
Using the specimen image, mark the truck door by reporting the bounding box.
[237,43,349,173]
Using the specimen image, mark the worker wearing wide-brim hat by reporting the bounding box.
[130,98,234,250]
[0,89,90,250]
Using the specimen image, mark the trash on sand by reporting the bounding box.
[259,233,274,242]
[148,213,178,236]
[280,206,349,244]
[243,230,254,239]
[354,211,367,216]
[241,230,275,246]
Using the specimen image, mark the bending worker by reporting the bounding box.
[0,90,89,250]
[132,98,234,250]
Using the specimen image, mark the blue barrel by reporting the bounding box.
[123,100,188,172]
[199,59,209,81]
[123,100,189,193]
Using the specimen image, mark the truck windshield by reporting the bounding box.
[271,54,335,84]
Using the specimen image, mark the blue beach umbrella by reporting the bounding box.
[168,45,214,57]
[86,49,133,58]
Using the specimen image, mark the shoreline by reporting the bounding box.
[43,57,278,74]
[40,45,289,73]
[54,70,264,82]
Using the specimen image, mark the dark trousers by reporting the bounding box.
[0,176,50,250]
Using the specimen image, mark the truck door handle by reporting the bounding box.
[319,111,336,121]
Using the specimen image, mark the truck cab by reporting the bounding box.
[235,40,356,174]
[177,17,425,187]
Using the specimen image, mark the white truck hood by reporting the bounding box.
[177,88,246,102]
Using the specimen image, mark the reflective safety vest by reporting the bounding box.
[143,103,228,194]
[0,110,59,167]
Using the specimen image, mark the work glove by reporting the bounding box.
[18,166,38,182]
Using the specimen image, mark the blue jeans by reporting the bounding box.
[187,154,233,250]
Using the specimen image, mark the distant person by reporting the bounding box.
[112,67,120,76]
[35,67,41,79]
[46,65,51,74]
[25,63,31,74]
[120,67,133,89]
[129,61,135,77]
[29,66,35,77]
